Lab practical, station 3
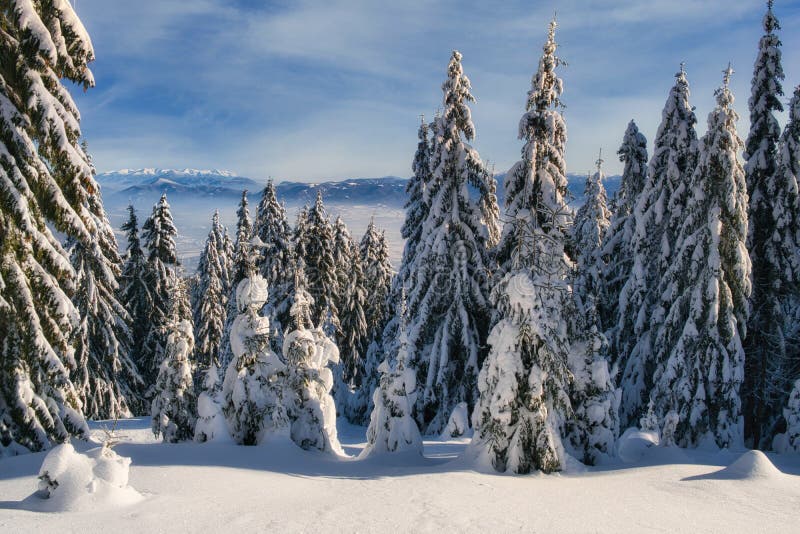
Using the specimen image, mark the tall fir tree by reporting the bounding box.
[140,194,181,391]
[303,192,339,331]
[567,153,618,464]
[282,264,343,454]
[0,0,99,453]
[335,244,369,422]
[405,50,493,433]
[648,67,750,448]
[151,285,197,444]
[494,19,570,281]
[600,121,648,363]
[220,191,253,369]
[193,213,228,371]
[221,272,289,445]
[616,65,699,427]
[68,186,143,420]
[362,289,423,457]
[742,2,798,448]
[471,20,574,473]
[381,116,434,370]
[253,180,294,349]
[572,152,611,314]
[119,205,152,403]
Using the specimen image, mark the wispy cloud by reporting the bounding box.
[73,0,800,179]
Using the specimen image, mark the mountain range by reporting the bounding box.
[97,168,621,207]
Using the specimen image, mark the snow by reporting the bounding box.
[20,443,141,513]
[1,418,798,532]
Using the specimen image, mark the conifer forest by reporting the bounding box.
[0,2,798,532]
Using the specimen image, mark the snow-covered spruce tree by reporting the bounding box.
[648,67,750,449]
[480,165,502,251]
[616,65,699,428]
[68,188,143,420]
[493,19,570,282]
[0,0,100,454]
[194,362,228,443]
[293,205,310,263]
[778,85,800,383]
[600,121,648,361]
[331,216,352,329]
[362,289,422,457]
[406,50,493,434]
[119,206,152,385]
[566,306,618,465]
[220,191,254,369]
[381,117,435,374]
[566,153,618,464]
[302,192,339,331]
[571,153,611,314]
[151,287,197,443]
[193,214,227,371]
[471,270,573,474]
[335,244,369,422]
[282,265,342,454]
[139,194,181,390]
[779,379,800,453]
[221,272,289,445]
[743,3,799,449]
[357,221,395,414]
[253,180,294,350]
[471,21,576,472]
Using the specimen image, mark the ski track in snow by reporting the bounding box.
[1,418,799,533]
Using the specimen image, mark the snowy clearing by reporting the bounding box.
[1,418,798,533]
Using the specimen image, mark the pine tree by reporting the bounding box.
[283,265,342,454]
[648,66,750,448]
[220,191,253,369]
[381,117,434,374]
[139,194,181,390]
[303,192,339,330]
[406,50,493,434]
[600,121,648,363]
[743,2,798,448]
[494,19,570,281]
[68,188,143,420]
[616,65,699,427]
[362,289,422,457]
[193,214,227,371]
[194,363,228,443]
[0,0,98,454]
[572,152,611,313]
[221,272,289,445]
[471,21,574,472]
[567,314,618,465]
[471,271,573,473]
[151,285,197,443]
[335,244,369,422]
[567,153,617,464]
[360,221,393,350]
[253,180,294,350]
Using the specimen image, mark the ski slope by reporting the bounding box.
[0,418,798,533]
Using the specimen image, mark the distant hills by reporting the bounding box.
[97,168,621,208]
[97,168,621,272]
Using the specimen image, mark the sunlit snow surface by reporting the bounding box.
[1,418,799,533]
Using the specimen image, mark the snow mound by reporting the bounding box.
[715,451,782,480]
[441,402,470,438]
[617,428,658,463]
[29,443,142,512]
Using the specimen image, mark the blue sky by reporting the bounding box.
[72,0,800,181]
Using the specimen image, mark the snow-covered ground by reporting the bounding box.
[1,419,798,533]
